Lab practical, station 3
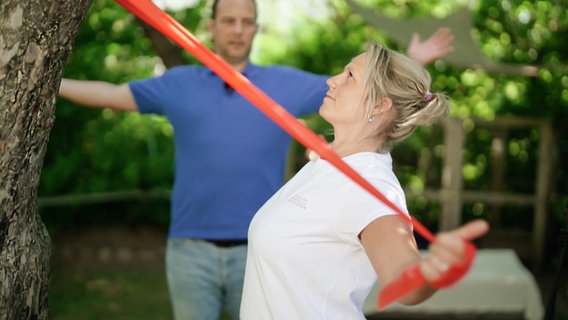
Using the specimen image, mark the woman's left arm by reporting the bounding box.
[360,215,489,305]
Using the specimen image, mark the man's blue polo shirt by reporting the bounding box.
[129,63,329,240]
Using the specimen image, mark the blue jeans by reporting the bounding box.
[166,238,247,320]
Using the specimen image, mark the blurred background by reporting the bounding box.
[40,0,567,319]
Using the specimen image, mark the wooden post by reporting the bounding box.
[440,118,465,231]
[533,122,554,271]
[489,129,508,227]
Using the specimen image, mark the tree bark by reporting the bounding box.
[0,1,92,319]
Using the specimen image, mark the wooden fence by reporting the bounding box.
[38,116,556,269]
[404,116,555,270]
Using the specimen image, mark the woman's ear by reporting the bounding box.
[381,98,393,112]
[372,98,393,117]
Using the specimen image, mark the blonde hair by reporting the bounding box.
[364,42,451,151]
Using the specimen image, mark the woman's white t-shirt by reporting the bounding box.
[240,152,410,319]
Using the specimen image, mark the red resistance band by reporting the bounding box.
[114,0,476,309]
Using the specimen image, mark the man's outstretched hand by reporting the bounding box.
[407,27,455,65]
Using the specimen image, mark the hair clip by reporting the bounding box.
[425,91,433,102]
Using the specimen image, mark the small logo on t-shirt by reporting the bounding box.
[288,194,307,210]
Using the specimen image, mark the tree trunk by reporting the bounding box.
[138,19,186,69]
[0,1,92,319]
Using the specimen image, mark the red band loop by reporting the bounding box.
[430,242,477,288]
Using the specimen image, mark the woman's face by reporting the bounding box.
[319,53,369,127]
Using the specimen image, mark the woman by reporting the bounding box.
[240,42,489,319]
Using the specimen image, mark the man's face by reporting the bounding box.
[209,0,258,65]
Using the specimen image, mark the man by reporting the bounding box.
[58,0,454,318]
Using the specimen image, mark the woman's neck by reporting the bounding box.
[329,123,387,158]
[330,138,383,158]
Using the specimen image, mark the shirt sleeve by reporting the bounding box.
[128,66,189,115]
[336,177,410,241]
[276,67,329,116]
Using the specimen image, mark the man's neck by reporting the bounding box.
[230,59,250,73]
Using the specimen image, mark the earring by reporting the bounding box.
[368,118,374,123]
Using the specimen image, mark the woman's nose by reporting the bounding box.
[327,72,346,88]
[327,75,338,88]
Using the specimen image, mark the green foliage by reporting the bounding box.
[267,0,568,230]
[465,0,568,226]
[41,0,210,228]
[41,0,568,234]
[343,0,466,18]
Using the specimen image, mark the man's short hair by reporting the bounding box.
[211,0,257,19]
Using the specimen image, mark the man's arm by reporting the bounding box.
[58,78,138,112]
[406,27,455,66]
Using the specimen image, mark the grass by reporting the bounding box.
[48,244,568,320]
[49,267,568,320]
[49,268,172,320]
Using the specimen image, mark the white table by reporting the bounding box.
[364,249,544,320]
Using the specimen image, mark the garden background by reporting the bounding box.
[37,0,567,318]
